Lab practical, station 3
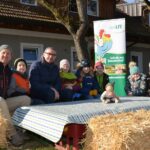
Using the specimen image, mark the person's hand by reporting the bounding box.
[128,92,132,96]
[51,87,60,100]
[65,84,73,90]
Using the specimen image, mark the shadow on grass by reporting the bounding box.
[3,131,56,150]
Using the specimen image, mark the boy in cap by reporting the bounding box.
[7,58,30,97]
[125,66,147,96]
[0,45,31,146]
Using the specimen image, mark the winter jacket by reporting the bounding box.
[146,74,150,96]
[125,73,147,96]
[7,71,30,97]
[60,71,81,91]
[29,59,61,103]
[59,71,81,101]
[81,74,99,97]
[0,62,12,98]
[94,72,109,93]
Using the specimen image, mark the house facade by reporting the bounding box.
[0,0,116,71]
[2,0,149,73]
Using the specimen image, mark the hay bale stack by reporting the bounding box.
[0,113,8,148]
[83,110,150,150]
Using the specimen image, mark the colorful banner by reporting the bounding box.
[94,18,126,96]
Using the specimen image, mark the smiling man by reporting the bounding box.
[29,47,61,104]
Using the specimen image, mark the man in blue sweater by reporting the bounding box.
[29,47,61,104]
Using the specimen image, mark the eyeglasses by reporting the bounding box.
[44,52,56,56]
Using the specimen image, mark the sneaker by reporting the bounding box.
[10,133,24,147]
[16,127,30,141]
[19,131,30,141]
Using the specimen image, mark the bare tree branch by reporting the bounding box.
[37,0,90,61]
[37,0,75,35]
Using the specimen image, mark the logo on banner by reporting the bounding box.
[95,29,112,57]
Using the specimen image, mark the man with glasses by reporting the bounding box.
[29,47,61,104]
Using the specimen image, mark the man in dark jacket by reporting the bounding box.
[0,44,31,146]
[29,47,61,104]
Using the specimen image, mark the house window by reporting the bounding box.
[20,0,37,6]
[71,47,78,72]
[69,0,77,12]
[87,0,99,16]
[130,51,143,72]
[20,43,43,64]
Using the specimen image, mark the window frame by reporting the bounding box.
[130,51,143,72]
[87,0,99,16]
[71,47,78,72]
[20,43,43,65]
[20,0,37,6]
[69,0,78,13]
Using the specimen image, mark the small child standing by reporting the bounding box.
[100,83,120,104]
[7,58,30,97]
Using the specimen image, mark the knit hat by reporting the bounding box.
[14,58,27,69]
[94,61,104,70]
[130,66,139,75]
[59,59,70,69]
[81,59,90,67]
[0,44,12,52]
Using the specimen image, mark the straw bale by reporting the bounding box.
[0,113,8,148]
[83,110,150,150]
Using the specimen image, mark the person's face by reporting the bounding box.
[83,66,90,74]
[16,61,27,74]
[62,64,70,72]
[106,85,113,92]
[43,48,56,64]
[131,73,140,80]
[0,48,11,66]
[96,66,104,74]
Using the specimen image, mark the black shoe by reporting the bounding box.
[16,128,30,141]
[10,133,24,147]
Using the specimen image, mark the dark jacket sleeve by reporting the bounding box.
[124,78,131,95]
[52,67,61,93]
[29,61,54,102]
[29,62,50,89]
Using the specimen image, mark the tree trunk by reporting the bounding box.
[73,35,88,61]
[37,0,90,62]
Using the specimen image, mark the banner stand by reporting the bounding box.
[94,18,126,96]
